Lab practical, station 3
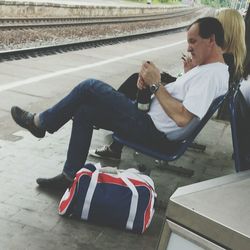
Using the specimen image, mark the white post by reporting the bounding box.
[239,0,243,9]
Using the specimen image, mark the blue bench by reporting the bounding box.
[113,92,229,175]
[229,86,250,172]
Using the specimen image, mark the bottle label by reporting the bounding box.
[137,103,150,111]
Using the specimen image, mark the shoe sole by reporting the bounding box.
[89,149,121,161]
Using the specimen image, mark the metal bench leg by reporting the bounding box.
[155,160,194,177]
[134,151,194,177]
[189,142,206,152]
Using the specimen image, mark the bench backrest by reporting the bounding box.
[171,92,229,159]
[229,87,250,172]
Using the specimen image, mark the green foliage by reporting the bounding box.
[126,0,181,4]
[154,0,181,2]
[200,0,230,8]
[127,0,229,6]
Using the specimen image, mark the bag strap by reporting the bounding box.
[81,163,102,219]
[119,172,138,230]
[121,168,155,191]
[81,169,99,220]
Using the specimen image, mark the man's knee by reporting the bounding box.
[77,78,98,90]
[77,78,113,93]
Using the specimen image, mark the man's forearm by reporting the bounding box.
[154,85,193,127]
[139,61,194,126]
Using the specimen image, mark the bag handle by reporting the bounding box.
[81,168,139,231]
[119,172,138,230]
[81,163,105,219]
[81,169,99,220]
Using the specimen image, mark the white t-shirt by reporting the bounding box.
[240,77,250,108]
[148,62,229,136]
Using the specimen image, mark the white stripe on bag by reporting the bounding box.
[81,169,99,220]
[119,173,139,230]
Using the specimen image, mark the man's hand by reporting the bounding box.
[137,60,193,127]
[136,75,145,90]
[139,61,161,86]
[181,53,195,73]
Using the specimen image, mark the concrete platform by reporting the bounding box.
[0,29,236,249]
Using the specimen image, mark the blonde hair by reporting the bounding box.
[217,9,246,81]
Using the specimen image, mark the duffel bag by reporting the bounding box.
[58,163,156,233]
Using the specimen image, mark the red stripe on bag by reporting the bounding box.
[58,181,77,213]
[98,173,153,190]
[75,170,154,190]
[59,170,89,213]
[143,191,153,232]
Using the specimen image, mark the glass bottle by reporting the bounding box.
[136,87,151,112]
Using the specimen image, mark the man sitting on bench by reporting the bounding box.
[11,17,229,190]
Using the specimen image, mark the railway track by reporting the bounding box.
[0,6,206,62]
[0,25,187,62]
[0,8,197,29]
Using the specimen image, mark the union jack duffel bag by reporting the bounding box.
[58,163,156,233]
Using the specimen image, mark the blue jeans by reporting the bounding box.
[39,79,170,179]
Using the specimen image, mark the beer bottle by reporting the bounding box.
[136,87,151,112]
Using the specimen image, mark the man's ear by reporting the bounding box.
[209,34,216,47]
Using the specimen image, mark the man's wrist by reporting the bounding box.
[149,82,162,94]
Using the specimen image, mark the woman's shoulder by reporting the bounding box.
[223,53,235,66]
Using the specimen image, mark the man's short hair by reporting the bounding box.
[188,17,224,48]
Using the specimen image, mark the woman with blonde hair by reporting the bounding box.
[217,8,246,85]
[216,8,247,119]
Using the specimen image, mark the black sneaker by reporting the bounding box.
[36,173,72,190]
[11,106,46,138]
[89,145,121,161]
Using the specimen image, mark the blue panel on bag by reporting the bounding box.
[72,175,91,218]
[88,183,131,229]
[133,186,151,232]
[87,183,151,232]
[71,163,97,218]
